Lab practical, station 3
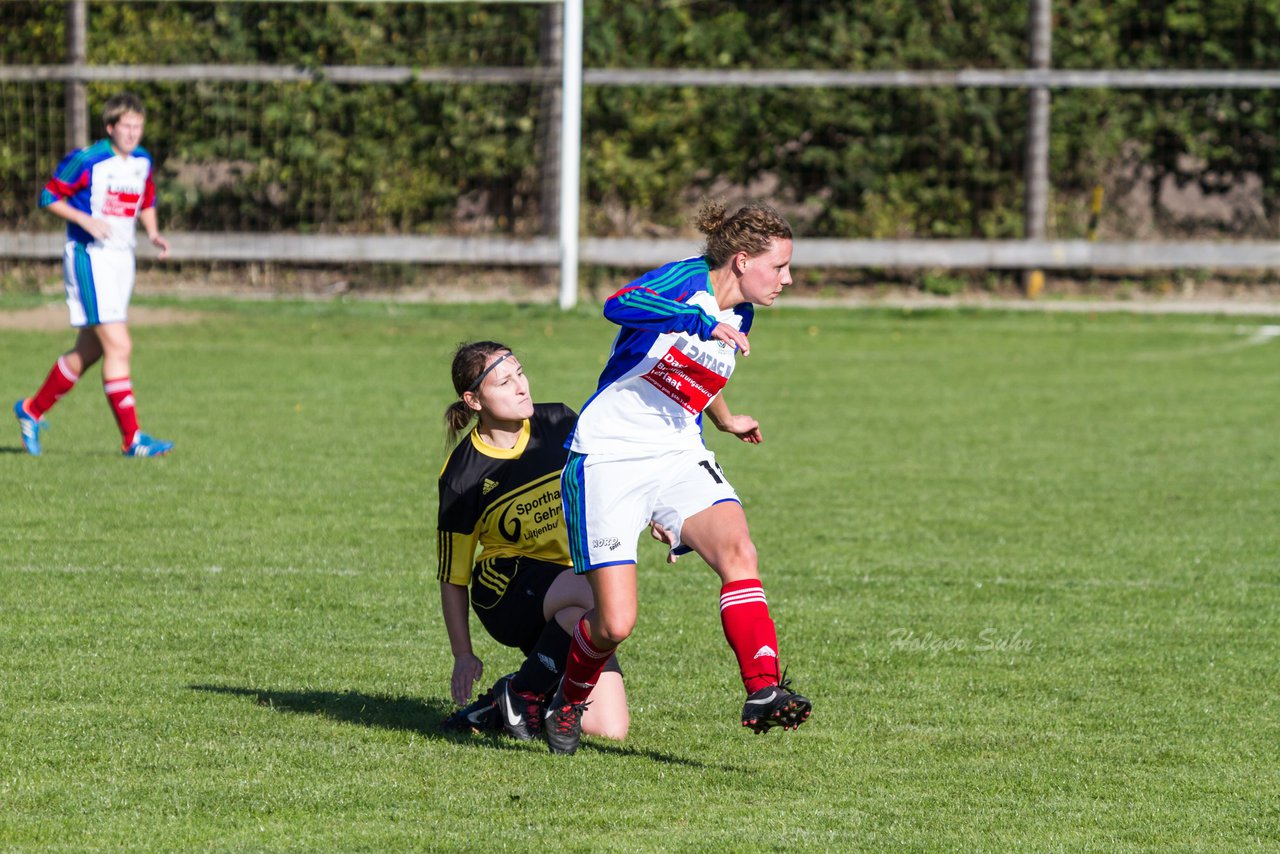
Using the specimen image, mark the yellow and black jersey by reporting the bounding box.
[436,402,576,585]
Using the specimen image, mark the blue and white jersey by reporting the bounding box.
[40,139,156,250]
[569,255,753,455]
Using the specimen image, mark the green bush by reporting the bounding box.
[2,1,1277,238]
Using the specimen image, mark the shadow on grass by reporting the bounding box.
[191,684,478,741]
[1,446,129,457]
[191,683,735,769]
[575,739,740,771]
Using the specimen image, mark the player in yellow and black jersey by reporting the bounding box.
[437,402,574,591]
[436,341,629,743]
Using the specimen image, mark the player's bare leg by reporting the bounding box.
[13,328,104,456]
[682,502,812,733]
[68,326,105,375]
[94,321,132,382]
[679,501,758,584]
[580,670,628,740]
[582,562,639,648]
[546,563,637,754]
[96,322,172,456]
[540,570,630,740]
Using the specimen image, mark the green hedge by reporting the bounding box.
[2,1,1277,239]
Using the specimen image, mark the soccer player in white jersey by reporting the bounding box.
[544,201,812,754]
[13,92,174,457]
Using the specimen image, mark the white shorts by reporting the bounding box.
[63,241,135,327]
[561,446,740,572]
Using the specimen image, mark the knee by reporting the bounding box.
[589,715,629,741]
[71,342,100,370]
[716,539,758,582]
[593,614,634,647]
[101,339,132,363]
[97,329,132,361]
[581,676,630,741]
[553,606,586,633]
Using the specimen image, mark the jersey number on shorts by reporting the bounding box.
[698,459,725,484]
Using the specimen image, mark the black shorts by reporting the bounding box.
[470,556,569,654]
[468,555,623,677]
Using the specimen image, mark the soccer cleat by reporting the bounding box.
[493,674,544,741]
[123,432,174,457]
[439,688,500,734]
[543,683,590,755]
[14,399,46,456]
[741,673,812,734]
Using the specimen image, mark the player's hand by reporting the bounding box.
[649,521,681,564]
[82,216,113,241]
[715,413,763,444]
[150,233,171,260]
[450,653,484,706]
[709,322,750,356]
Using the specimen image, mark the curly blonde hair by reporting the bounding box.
[696,200,792,268]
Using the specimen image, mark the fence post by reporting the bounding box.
[66,0,89,151]
[538,3,563,237]
[558,0,583,310]
[1023,0,1051,297]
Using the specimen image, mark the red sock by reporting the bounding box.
[29,357,80,418]
[720,579,782,694]
[560,616,614,705]
[103,377,139,448]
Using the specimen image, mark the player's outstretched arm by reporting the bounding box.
[709,321,750,356]
[649,521,682,564]
[440,581,483,705]
[603,285,719,338]
[139,207,169,259]
[43,198,113,241]
[705,394,762,444]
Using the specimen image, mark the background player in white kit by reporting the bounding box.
[13,92,174,458]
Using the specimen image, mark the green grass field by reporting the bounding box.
[1,296,1278,851]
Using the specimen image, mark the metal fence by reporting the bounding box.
[2,0,1278,307]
